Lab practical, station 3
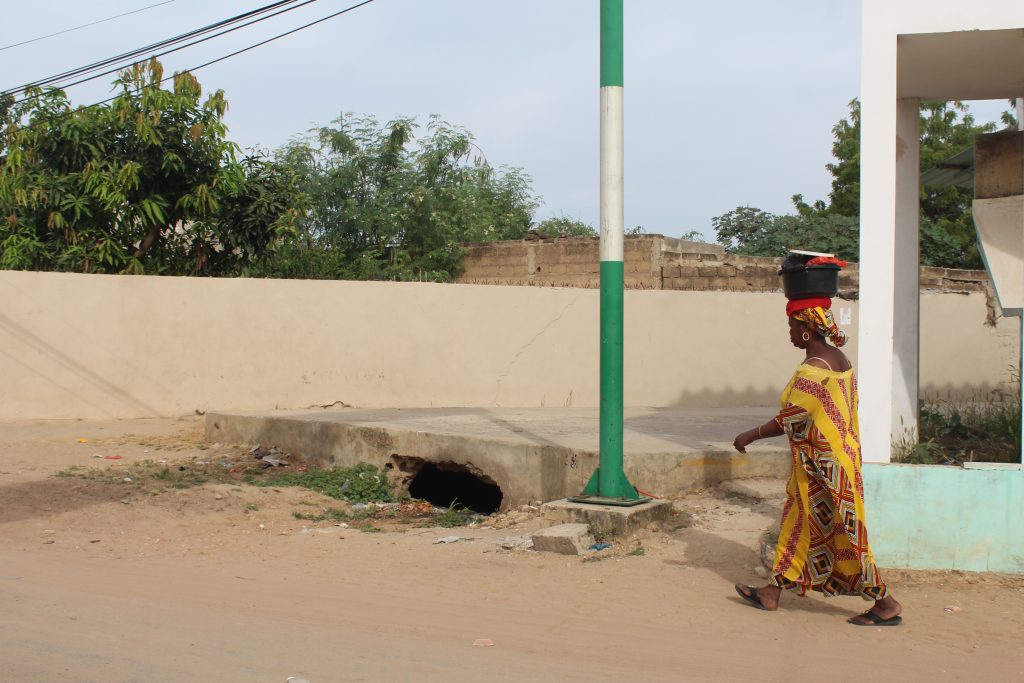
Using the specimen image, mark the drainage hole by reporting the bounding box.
[407,463,502,514]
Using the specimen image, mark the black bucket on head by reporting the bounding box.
[779,252,840,299]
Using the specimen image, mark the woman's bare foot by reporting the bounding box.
[847,595,903,625]
[734,583,782,611]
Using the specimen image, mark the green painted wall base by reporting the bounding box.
[864,462,1024,574]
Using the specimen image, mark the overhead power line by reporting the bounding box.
[74,0,380,110]
[0,0,178,53]
[91,0,379,110]
[3,0,315,98]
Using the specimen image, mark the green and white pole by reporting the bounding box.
[579,0,643,503]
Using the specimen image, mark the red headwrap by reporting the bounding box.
[786,297,831,317]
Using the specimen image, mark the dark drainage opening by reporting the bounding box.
[408,462,503,514]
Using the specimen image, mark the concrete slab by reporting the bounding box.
[205,406,789,509]
[530,524,594,555]
[720,477,788,504]
[541,499,673,537]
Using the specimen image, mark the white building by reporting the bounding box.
[859,0,1024,461]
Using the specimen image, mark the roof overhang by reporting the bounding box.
[898,28,1024,100]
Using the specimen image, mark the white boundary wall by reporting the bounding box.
[0,271,1016,420]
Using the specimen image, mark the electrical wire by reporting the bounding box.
[3,0,313,97]
[84,0,378,109]
[3,0,304,96]
[0,0,177,53]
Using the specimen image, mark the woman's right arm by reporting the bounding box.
[733,418,784,453]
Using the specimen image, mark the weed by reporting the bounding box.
[627,546,646,557]
[432,502,476,528]
[892,435,948,465]
[249,463,392,503]
[292,507,355,523]
[245,503,260,512]
[357,523,381,533]
[55,466,87,478]
[153,467,175,481]
[894,367,1021,464]
[588,524,614,544]
[149,465,206,488]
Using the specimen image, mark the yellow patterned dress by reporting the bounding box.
[770,363,887,599]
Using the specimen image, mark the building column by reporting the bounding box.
[859,35,921,462]
[891,98,922,447]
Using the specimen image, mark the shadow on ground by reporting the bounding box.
[0,476,137,524]
[668,528,868,618]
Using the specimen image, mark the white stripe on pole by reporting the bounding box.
[600,86,624,263]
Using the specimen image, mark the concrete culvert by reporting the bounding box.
[408,462,503,514]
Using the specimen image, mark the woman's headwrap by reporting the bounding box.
[786,297,848,348]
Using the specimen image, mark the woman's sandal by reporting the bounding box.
[734,583,769,611]
[848,610,903,626]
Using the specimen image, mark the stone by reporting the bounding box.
[530,523,594,555]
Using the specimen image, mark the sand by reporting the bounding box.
[1,417,1021,683]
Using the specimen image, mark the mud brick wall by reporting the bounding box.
[659,251,783,292]
[458,235,995,302]
[458,235,663,289]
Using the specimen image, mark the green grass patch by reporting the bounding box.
[152,465,206,488]
[55,465,88,478]
[246,463,392,503]
[292,507,360,523]
[52,461,207,490]
[431,502,476,528]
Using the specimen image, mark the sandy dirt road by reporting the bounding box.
[1,418,1022,683]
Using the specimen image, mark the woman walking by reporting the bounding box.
[732,295,902,626]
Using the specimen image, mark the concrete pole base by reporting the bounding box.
[541,498,672,538]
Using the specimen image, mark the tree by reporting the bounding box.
[0,59,303,275]
[716,99,1007,268]
[261,115,538,282]
[824,99,999,268]
[534,215,596,238]
[712,200,858,260]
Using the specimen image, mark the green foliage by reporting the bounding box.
[534,215,596,238]
[824,100,861,218]
[252,114,538,282]
[0,59,304,275]
[432,502,476,528]
[717,99,1010,268]
[53,459,206,488]
[895,367,1021,464]
[712,200,858,260]
[250,462,392,503]
[891,436,946,465]
[292,506,361,522]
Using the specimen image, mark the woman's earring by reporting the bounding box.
[801,332,811,342]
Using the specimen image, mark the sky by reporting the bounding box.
[1,0,1012,241]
